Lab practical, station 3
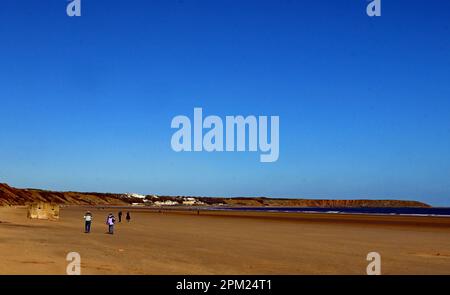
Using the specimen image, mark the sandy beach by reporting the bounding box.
[0,206,450,275]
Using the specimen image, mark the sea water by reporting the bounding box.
[214,206,450,217]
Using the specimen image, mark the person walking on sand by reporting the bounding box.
[84,211,93,233]
[126,211,131,223]
[118,211,123,223]
[106,213,116,234]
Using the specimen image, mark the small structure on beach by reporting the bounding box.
[27,202,60,221]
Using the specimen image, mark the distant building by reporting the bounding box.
[182,197,206,206]
[154,200,179,206]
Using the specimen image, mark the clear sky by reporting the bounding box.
[0,1,449,206]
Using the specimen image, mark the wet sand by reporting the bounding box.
[0,206,450,274]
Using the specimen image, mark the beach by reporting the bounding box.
[0,206,449,274]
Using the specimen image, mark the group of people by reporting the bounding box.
[83,210,131,234]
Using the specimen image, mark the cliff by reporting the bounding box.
[0,183,430,208]
[0,183,131,206]
[218,197,430,208]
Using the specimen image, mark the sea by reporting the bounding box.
[212,206,450,217]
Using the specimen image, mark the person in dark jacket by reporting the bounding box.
[118,211,123,222]
[126,211,131,222]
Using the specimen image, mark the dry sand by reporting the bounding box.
[0,206,450,274]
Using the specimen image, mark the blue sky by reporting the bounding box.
[0,0,449,206]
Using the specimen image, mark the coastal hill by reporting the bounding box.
[0,183,130,206]
[0,183,430,208]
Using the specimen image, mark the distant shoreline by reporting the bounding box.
[60,205,450,228]
[69,204,450,217]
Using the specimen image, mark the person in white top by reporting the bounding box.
[83,211,93,233]
[106,213,116,234]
